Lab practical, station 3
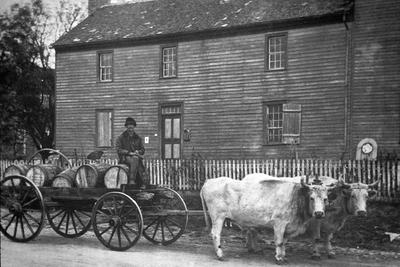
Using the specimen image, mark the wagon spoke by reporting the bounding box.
[22,197,39,208]
[165,217,182,228]
[121,207,137,218]
[120,226,132,243]
[19,216,26,239]
[5,214,16,232]
[117,226,122,248]
[163,220,175,237]
[99,225,113,236]
[118,201,126,216]
[13,214,19,238]
[24,211,41,226]
[1,212,13,220]
[65,211,71,234]
[21,213,35,235]
[96,209,111,217]
[152,220,161,240]
[107,226,117,246]
[112,197,117,215]
[50,209,64,221]
[70,211,78,234]
[57,210,67,230]
[161,221,165,243]
[1,194,12,202]
[20,190,30,204]
[73,210,86,227]
[76,210,91,218]
[123,224,139,235]
[143,217,159,231]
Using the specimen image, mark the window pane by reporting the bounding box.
[164,118,172,138]
[164,144,172,159]
[173,118,180,138]
[173,144,180,159]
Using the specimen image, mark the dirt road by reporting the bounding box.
[1,226,400,267]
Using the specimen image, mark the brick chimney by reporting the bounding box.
[88,0,111,14]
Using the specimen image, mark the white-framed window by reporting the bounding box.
[264,103,301,144]
[266,34,287,71]
[98,52,113,82]
[96,109,113,147]
[161,46,177,78]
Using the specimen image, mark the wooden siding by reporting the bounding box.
[350,0,400,157]
[56,23,348,159]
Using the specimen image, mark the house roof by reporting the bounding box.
[53,0,352,49]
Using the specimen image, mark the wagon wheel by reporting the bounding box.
[142,187,188,245]
[0,175,45,242]
[92,192,143,251]
[46,205,92,238]
[28,148,72,169]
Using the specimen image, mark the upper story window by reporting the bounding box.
[266,33,287,71]
[264,102,301,145]
[161,46,177,78]
[98,51,113,82]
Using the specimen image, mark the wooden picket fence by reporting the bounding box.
[1,158,399,202]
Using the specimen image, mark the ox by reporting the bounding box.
[309,176,380,259]
[200,174,336,263]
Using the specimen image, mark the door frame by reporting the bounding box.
[158,102,184,159]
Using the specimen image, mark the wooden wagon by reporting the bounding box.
[1,149,189,251]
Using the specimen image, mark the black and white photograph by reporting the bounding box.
[1,0,399,266]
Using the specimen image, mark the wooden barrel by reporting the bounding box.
[104,164,129,189]
[4,164,31,177]
[75,163,111,188]
[26,164,63,187]
[52,167,79,188]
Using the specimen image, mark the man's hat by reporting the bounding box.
[125,117,136,127]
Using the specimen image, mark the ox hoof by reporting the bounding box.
[275,256,287,265]
[328,253,336,259]
[311,254,321,260]
[216,250,224,261]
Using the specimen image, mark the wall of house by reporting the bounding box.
[350,0,400,159]
[56,23,349,160]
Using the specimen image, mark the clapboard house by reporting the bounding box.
[52,0,400,160]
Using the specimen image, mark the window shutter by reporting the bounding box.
[282,103,301,144]
[97,111,112,147]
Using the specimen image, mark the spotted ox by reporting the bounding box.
[309,176,380,259]
[200,174,336,263]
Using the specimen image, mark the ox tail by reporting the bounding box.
[200,187,211,232]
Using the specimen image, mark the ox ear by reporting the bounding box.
[368,190,377,198]
[341,188,351,197]
[328,190,338,201]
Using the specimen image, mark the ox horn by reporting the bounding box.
[300,177,310,189]
[368,178,380,188]
[338,177,351,189]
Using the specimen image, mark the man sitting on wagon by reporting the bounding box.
[116,117,146,188]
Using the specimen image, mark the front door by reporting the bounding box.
[161,104,182,159]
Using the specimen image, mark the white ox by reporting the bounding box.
[308,176,380,259]
[200,174,336,263]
